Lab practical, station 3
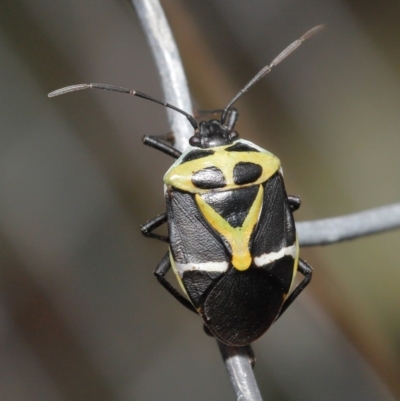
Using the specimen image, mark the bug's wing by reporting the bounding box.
[166,189,229,308]
[251,172,297,295]
[166,189,229,264]
[202,173,298,346]
[203,267,284,346]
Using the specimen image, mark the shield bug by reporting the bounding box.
[49,25,322,346]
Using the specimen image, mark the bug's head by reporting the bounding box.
[189,119,239,149]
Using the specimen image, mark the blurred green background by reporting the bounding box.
[0,0,399,400]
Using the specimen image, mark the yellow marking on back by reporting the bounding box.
[164,142,280,193]
[195,185,264,271]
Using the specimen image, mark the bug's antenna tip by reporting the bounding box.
[48,87,69,98]
[303,24,325,40]
[47,84,90,98]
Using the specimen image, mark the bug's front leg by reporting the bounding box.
[142,135,182,159]
[154,252,197,314]
[275,258,313,321]
[140,212,169,242]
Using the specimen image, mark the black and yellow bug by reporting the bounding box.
[49,25,322,347]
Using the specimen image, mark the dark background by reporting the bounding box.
[0,0,399,400]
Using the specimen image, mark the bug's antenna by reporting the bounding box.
[48,83,199,130]
[220,25,324,125]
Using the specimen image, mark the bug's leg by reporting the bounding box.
[150,131,175,145]
[142,135,182,159]
[140,212,169,242]
[154,252,198,314]
[275,258,313,321]
[288,195,301,212]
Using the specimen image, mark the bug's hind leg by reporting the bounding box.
[143,134,182,159]
[288,195,301,212]
[140,212,169,242]
[275,258,313,321]
[154,252,197,314]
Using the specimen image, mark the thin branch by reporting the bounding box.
[297,203,400,246]
[129,1,400,400]
[217,343,263,401]
[130,0,192,151]
[130,0,262,400]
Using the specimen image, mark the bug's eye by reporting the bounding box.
[189,136,201,147]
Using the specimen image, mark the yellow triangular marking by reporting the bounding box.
[195,185,264,271]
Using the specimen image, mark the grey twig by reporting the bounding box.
[217,343,263,401]
[130,0,262,400]
[130,0,192,151]
[297,203,400,246]
[129,0,400,400]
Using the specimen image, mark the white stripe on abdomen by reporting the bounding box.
[174,244,297,276]
[175,261,229,277]
[253,244,297,267]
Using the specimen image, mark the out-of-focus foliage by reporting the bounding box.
[0,0,399,400]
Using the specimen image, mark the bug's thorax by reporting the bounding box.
[164,139,281,194]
